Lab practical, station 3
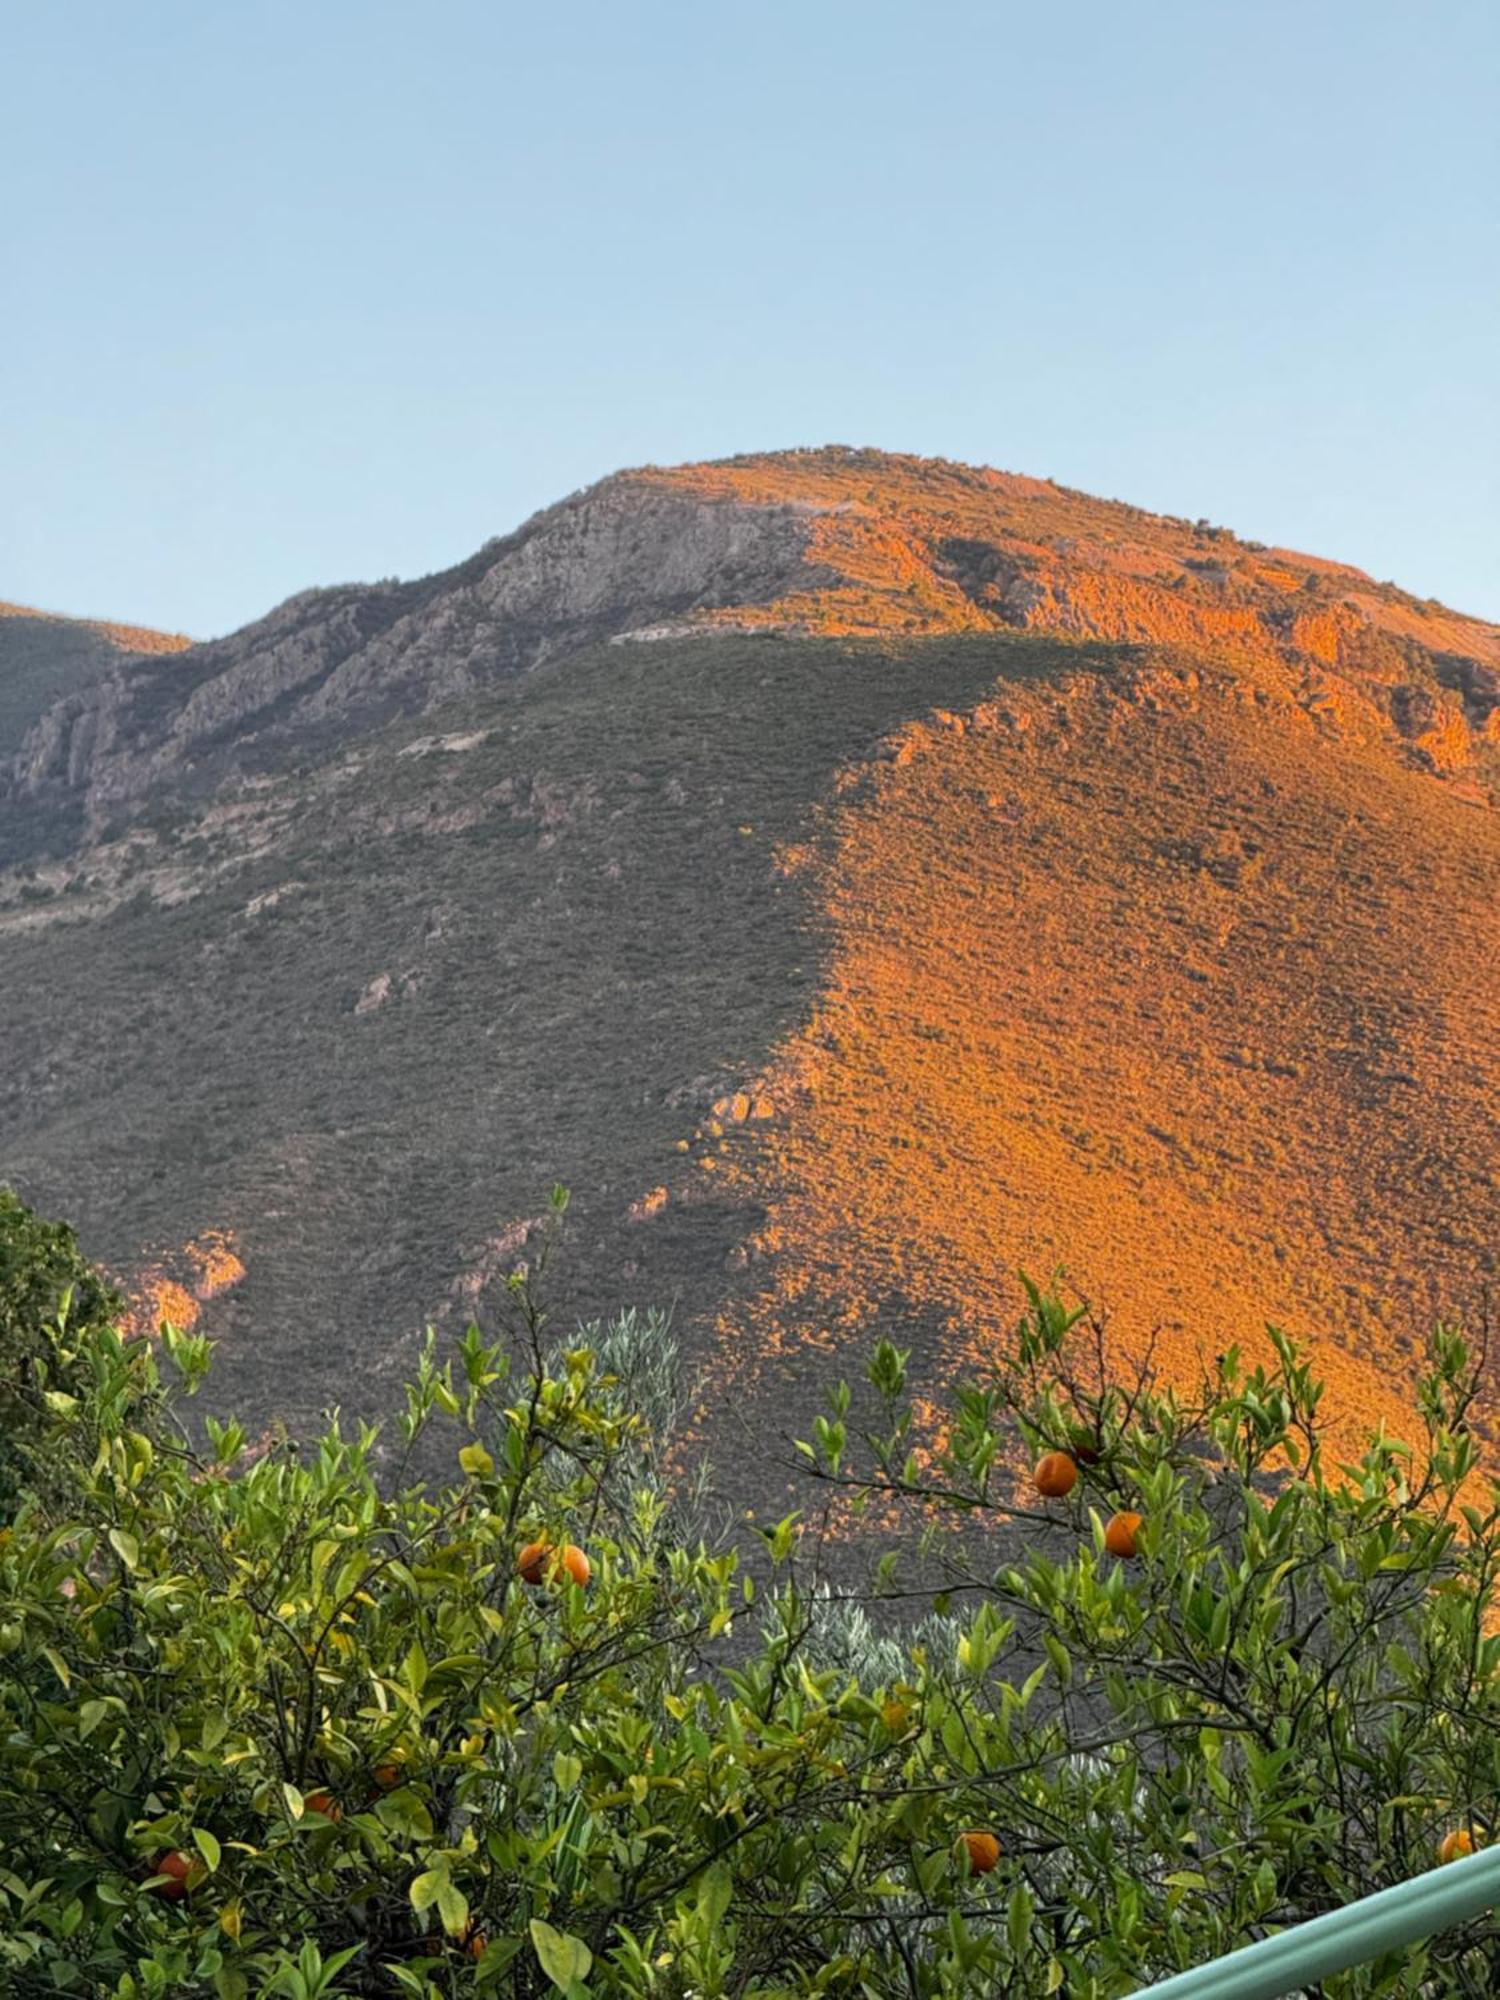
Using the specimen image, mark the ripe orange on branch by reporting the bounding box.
[1104,1510,1144,1559]
[1438,1829,1478,1864]
[1033,1451,1078,1498]
[957,1830,1001,1875]
[147,1850,195,1900]
[518,1539,591,1588]
[303,1788,341,1821]
[518,1539,550,1585]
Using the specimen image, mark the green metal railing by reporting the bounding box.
[1129,1843,1500,2000]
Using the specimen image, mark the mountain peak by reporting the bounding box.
[4,449,1497,855]
[627,446,1498,674]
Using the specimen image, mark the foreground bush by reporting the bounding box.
[0,1185,128,1522]
[1,1187,1498,1997]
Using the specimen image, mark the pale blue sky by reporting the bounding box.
[2,0,1495,637]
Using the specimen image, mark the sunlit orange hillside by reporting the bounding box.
[594,450,1495,1471]
[700,648,1497,1468]
[638,449,1499,794]
[2,448,1495,1502]
[0,599,192,657]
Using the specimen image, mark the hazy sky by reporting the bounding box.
[3,0,1496,637]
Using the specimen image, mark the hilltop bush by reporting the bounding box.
[2,1190,1499,1997]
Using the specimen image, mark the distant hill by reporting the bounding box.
[0,600,190,775]
[1,449,1495,1504]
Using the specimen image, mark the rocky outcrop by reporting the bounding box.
[3,478,823,837]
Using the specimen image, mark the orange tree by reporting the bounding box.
[1,1187,975,1998]
[4,1186,1500,1998]
[796,1282,1500,1996]
[0,1185,130,1522]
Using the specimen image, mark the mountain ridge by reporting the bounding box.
[5,449,1497,865]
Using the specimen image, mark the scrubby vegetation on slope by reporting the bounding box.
[4,1188,1500,1997]
[4,627,1493,1532]
[705,639,1499,1479]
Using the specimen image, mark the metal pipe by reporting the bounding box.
[1127,1844,1500,2000]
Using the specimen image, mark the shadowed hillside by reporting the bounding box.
[0,600,190,759]
[0,450,1494,1505]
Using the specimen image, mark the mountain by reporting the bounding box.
[1,448,1496,1501]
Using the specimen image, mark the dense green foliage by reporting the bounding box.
[3,1189,1499,1997]
[0,1186,128,1521]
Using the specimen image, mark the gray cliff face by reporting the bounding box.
[3,476,820,843]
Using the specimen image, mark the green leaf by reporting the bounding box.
[409,1869,444,1915]
[193,1828,222,1873]
[530,1918,593,1990]
[309,1539,340,1597]
[282,1782,306,1821]
[695,1861,732,1929]
[1007,1882,1034,1957]
[376,1788,435,1839]
[458,1442,494,1479]
[435,1876,469,1938]
[553,1752,583,1793]
[109,1527,140,1570]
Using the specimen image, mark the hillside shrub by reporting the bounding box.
[1,1192,1498,1997]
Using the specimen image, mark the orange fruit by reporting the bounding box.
[518,1539,552,1586]
[958,1830,1001,1874]
[1104,1510,1144,1559]
[558,1543,591,1587]
[518,1539,590,1587]
[373,1760,403,1791]
[466,1929,489,1960]
[148,1849,194,1900]
[304,1788,341,1821]
[1438,1828,1477,1864]
[1034,1452,1078,1498]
